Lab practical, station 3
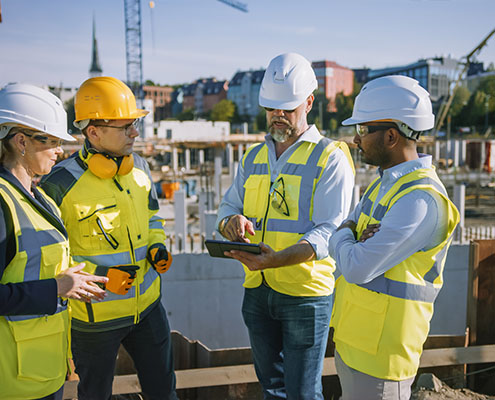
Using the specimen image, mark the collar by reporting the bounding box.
[264,124,322,146]
[378,154,432,184]
[0,165,68,238]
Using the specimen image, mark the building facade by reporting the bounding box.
[182,78,228,116]
[227,69,265,120]
[368,56,460,103]
[312,60,354,111]
[143,85,174,120]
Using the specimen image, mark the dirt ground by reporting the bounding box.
[412,374,495,400]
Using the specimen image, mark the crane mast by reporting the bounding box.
[124,0,144,102]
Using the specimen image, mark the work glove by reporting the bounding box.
[147,243,173,274]
[105,265,139,295]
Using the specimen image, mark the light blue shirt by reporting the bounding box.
[329,154,448,284]
[217,125,355,260]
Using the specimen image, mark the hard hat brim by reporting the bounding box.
[259,96,306,111]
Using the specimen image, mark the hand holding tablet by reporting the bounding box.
[205,239,262,258]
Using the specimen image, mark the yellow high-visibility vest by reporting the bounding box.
[41,151,165,330]
[0,178,70,400]
[331,166,460,380]
[241,137,354,296]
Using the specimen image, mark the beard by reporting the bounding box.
[269,118,297,143]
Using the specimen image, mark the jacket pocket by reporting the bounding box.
[8,314,67,382]
[243,176,269,220]
[333,283,388,355]
[73,197,121,251]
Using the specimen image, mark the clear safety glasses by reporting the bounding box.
[93,120,139,136]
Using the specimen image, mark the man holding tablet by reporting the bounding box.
[216,53,355,399]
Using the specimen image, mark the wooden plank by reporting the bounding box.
[63,345,495,398]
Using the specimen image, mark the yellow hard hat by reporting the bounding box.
[74,77,148,123]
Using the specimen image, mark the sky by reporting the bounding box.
[1,0,495,88]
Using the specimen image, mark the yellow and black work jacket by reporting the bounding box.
[242,136,354,297]
[0,176,70,400]
[41,149,166,331]
[331,166,460,381]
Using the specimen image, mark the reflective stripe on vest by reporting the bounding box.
[356,175,452,303]
[244,138,329,234]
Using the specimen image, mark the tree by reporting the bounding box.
[255,107,266,132]
[211,100,235,122]
[176,108,195,121]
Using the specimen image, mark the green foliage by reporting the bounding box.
[454,76,495,132]
[176,107,195,121]
[450,86,471,117]
[211,100,236,122]
[144,79,156,86]
[255,107,267,132]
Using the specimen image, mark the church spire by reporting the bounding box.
[89,14,103,77]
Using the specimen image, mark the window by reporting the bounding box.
[166,129,172,139]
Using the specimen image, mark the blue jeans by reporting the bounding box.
[71,302,177,400]
[242,285,332,400]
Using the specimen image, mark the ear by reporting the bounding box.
[11,132,27,154]
[305,94,314,114]
[384,128,401,149]
[85,125,101,144]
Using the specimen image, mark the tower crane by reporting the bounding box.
[435,28,495,134]
[123,0,248,105]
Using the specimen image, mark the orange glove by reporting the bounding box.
[147,243,172,273]
[105,265,139,295]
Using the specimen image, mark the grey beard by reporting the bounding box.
[270,126,296,143]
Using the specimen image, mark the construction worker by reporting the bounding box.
[217,53,355,399]
[0,83,108,400]
[329,75,460,400]
[40,77,177,400]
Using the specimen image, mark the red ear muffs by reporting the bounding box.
[87,153,134,179]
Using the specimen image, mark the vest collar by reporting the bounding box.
[0,165,68,238]
[379,154,432,184]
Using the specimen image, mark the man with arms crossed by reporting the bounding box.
[217,53,355,399]
[329,75,460,400]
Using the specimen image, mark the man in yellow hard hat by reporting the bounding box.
[41,77,177,400]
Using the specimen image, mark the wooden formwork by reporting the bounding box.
[466,239,495,393]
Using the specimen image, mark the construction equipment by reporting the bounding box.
[434,28,495,135]
[123,0,248,107]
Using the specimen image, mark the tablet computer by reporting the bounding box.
[205,239,261,258]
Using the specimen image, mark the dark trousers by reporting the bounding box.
[37,385,63,400]
[71,303,177,400]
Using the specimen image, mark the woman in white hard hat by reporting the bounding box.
[0,83,108,400]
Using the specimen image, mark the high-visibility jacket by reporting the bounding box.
[242,137,354,297]
[331,166,460,380]
[41,149,166,331]
[0,178,70,400]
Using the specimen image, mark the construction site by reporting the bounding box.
[2,0,495,399]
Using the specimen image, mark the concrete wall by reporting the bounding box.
[161,244,470,350]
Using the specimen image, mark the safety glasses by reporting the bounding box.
[270,177,290,217]
[355,124,397,137]
[93,120,139,136]
[22,132,65,147]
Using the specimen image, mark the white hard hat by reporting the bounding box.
[0,83,75,141]
[342,75,434,137]
[259,53,317,110]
